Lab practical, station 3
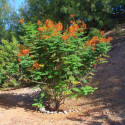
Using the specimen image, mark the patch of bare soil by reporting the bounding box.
[1,25,125,125]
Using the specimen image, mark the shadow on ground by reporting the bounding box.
[67,31,125,124]
[0,91,41,111]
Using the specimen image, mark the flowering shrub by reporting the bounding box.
[18,17,112,110]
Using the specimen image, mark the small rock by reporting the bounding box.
[68,110,72,112]
[49,111,54,114]
[74,109,78,112]
[107,103,111,106]
[39,107,46,113]
[46,111,50,114]
[58,112,63,114]
[78,108,81,110]
[63,111,67,114]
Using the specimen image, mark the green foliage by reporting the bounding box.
[0,36,21,88]
[20,0,125,30]
[0,0,20,43]
[87,28,101,40]
[32,91,45,108]
[72,85,98,97]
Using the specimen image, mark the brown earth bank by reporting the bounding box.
[0,26,125,125]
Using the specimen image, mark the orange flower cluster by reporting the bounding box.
[30,55,34,58]
[17,58,21,62]
[37,16,87,41]
[86,36,113,47]
[86,36,100,46]
[45,19,54,28]
[37,20,41,25]
[70,20,75,24]
[20,19,24,24]
[62,20,87,41]
[108,37,113,41]
[70,14,74,18]
[33,62,40,69]
[18,45,29,57]
[68,23,80,37]
[101,37,113,43]
[78,20,82,23]
[100,31,104,35]
[81,24,87,30]
[55,22,63,32]
[62,33,69,41]
[69,20,87,32]
[43,35,51,39]
[93,63,97,66]
[37,19,63,40]
[38,27,44,32]
[22,49,29,55]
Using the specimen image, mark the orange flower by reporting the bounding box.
[43,35,50,39]
[20,19,24,24]
[43,47,47,51]
[92,43,95,47]
[70,14,74,18]
[26,68,30,71]
[17,58,21,62]
[18,44,23,47]
[86,41,92,46]
[33,62,40,69]
[97,57,101,62]
[51,32,57,36]
[22,49,29,55]
[72,21,76,24]
[107,37,113,43]
[101,38,107,43]
[68,24,79,36]
[38,27,44,32]
[93,36,98,39]
[87,36,100,46]
[45,19,54,28]
[62,35,69,41]
[70,20,73,24]
[97,57,101,60]
[30,55,34,58]
[78,20,82,23]
[86,76,89,80]
[93,47,96,51]
[43,35,46,39]
[55,22,63,31]
[81,23,87,29]
[18,45,30,57]
[108,37,113,41]
[18,53,21,57]
[37,20,41,25]
[100,31,104,35]
[93,63,97,66]
[69,33,76,37]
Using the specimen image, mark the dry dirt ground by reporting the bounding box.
[0,25,125,125]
